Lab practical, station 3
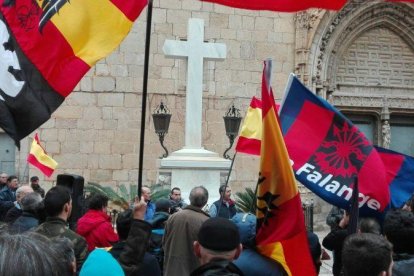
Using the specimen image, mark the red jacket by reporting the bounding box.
[77,209,119,251]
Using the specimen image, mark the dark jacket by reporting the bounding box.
[149,211,169,229]
[110,241,161,276]
[77,209,119,251]
[119,219,152,275]
[35,217,88,269]
[322,225,348,276]
[233,249,286,276]
[212,200,237,219]
[393,253,414,276]
[31,184,45,198]
[0,187,16,219]
[11,211,39,233]
[4,205,22,223]
[191,259,244,276]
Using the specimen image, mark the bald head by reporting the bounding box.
[189,186,209,208]
[142,186,151,202]
[16,185,34,203]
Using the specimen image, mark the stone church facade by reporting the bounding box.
[2,0,413,229]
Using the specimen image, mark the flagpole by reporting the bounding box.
[138,0,153,199]
[217,152,237,215]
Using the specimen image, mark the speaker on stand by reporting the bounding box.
[56,174,85,230]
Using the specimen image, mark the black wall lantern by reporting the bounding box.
[152,101,171,158]
[223,104,242,159]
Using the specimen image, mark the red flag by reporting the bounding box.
[27,133,58,177]
[201,0,346,12]
[256,60,316,276]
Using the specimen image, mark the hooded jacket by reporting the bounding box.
[77,209,119,251]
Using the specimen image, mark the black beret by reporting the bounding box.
[198,217,240,251]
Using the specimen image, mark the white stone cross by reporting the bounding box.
[163,18,227,150]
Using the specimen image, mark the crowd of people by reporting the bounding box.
[0,172,413,276]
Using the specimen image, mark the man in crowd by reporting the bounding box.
[142,186,156,221]
[322,210,349,276]
[0,175,19,220]
[191,217,243,275]
[163,186,210,275]
[30,176,45,198]
[110,208,161,275]
[342,233,393,276]
[209,184,236,219]
[4,185,33,223]
[0,172,8,190]
[383,209,414,275]
[12,192,43,233]
[232,213,286,275]
[77,193,119,251]
[169,187,187,214]
[149,198,171,271]
[35,186,88,270]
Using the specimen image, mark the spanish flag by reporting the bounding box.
[0,0,147,145]
[27,133,58,177]
[256,60,315,276]
[235,97,262,156]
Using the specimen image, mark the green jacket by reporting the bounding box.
[35,217,88,269]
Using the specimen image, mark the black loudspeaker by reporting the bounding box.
[56,174,85,230]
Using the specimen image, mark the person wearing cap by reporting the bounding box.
[30,176,45,198]
[163,186,210,276]
[231,213,286,276]
[191,217,243,276]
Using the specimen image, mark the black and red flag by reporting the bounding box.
[0,0,147,146]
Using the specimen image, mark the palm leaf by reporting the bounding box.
[119,184,129,200]
[235,187,256,213]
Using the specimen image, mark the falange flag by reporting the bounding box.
[279,74,389,217]
[0,0,147,146]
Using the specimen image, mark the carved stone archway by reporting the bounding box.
[307,0,414,146]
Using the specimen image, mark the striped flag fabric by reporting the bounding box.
[27,133,58,177]
[256,59,316,276]
[235,97,262,156]
[201,0,346,12]
[0,0,147,145]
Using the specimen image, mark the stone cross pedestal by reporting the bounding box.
[158,18,230,205]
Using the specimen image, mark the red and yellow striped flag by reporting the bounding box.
[0,0,147,145]
[27,133,58,177]
[256,60,316,276]
[235,97,262,155]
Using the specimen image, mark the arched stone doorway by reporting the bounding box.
[309,0,414,154]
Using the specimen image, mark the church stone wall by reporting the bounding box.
[24,2,296,196]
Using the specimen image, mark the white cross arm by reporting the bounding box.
[163,40,189,58]
[203,44,227,60]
